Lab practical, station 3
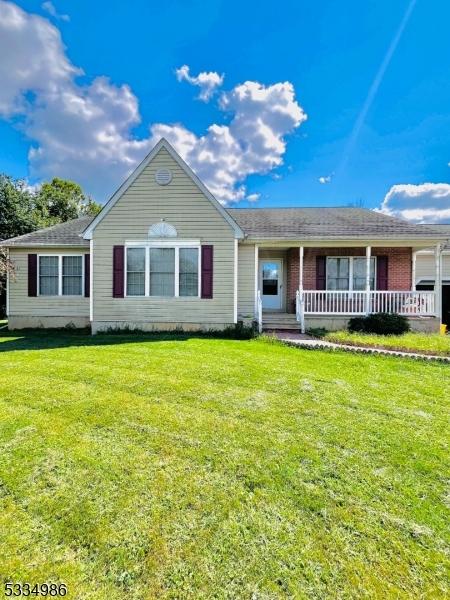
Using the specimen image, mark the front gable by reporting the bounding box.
[83,139,243,241]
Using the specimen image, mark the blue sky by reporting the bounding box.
[1,0,450,221]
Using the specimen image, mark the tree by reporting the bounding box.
[0,175,38,242]
[35,177,101,224]
[0,174,101,316]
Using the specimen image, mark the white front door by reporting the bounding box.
[260,260,283,310]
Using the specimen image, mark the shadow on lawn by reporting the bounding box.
[0,327,254,353]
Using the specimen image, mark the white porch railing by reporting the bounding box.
[300,290,436,316]
[256,290,263,333]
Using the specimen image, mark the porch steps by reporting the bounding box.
[262,313,300,331]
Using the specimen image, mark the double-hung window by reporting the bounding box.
[149,248,175,297]
[126,248,145,296]
[39,255,83,296]
[126,246,199,297]
[179,248,199,297]
[326,257,376,291]
[352,257,375,290]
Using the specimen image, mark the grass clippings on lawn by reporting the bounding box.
[0,330,449,599]
[324,330,450,356]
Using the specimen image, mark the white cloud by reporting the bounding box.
[0,1,306,203]
[152,80,306,202]
[41,1,69,22]
[380,183,450,223]
[319,175,332,184]
[0,1,78,115]
[175,65,224,102]
[246,193,260,202]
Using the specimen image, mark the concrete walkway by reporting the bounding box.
[267,331,450,363]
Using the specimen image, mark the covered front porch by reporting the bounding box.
[254,244,441,332]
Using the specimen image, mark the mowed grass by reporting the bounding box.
[0,331,449,599]
[324,330,450,356]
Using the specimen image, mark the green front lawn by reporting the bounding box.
[0,331,449,598]
[324,330,450,356]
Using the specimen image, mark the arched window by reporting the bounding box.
[148,221,177,238]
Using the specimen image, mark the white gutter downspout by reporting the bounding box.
[435,243,442,322]
[89,239,94,326]
[6,248,10,318]
[254,245,259,318]
[234,239,238,324]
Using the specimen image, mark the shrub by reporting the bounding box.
[348,312,410,335]
[306,327,328,338]
[221,321,257,340]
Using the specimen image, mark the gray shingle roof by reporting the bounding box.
[1,208,448,247]
[1,216,93,246]
[418,224,450,249]
[226,207,450,241]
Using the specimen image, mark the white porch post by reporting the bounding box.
[435,244,442,321]
[299,246,305,333]
[254,244,259,318]
[365,246,371,314]
[411,250,417,291]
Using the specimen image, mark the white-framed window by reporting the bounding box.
[326,257,376,291]
[125,244,200,298]
[38,254,84,296]
[126,248,145,296]
[149,248,175,297]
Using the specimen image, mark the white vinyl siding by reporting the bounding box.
[237,244,256,320]
[8,247,89,318]
[92,147,236,326]
[415,252,450,284]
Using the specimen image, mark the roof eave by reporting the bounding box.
[241,235,449,245]
[2,242,90,248]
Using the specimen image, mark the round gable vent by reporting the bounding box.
[155,169,172,185]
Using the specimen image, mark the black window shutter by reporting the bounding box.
[84,254,90,297]
[201,245,213,299]
[376,256,388,290]
[28,254,37,297]
[316,256,326,290]
[113,246,124,298]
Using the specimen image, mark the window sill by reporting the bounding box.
[124,295,202,300]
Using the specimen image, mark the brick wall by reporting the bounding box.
[286,247,412,313]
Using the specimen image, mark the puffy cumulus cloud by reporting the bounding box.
[175,65,224,102]
[152,80,306,202]
[0,2,306,202]
[0,0,78,115]
[380,183,450,223]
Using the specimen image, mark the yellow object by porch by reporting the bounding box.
[440,324,447,335]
